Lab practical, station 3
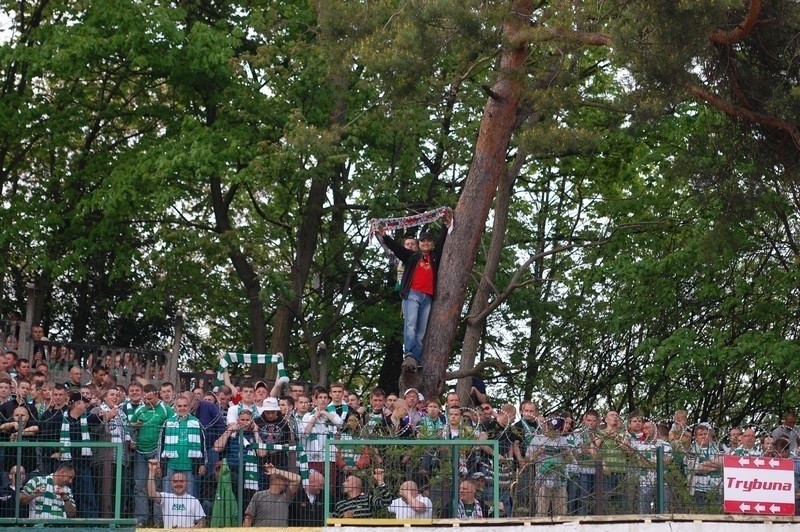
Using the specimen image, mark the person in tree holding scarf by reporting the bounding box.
[376,210,452,372]
[160,395,206,498]
[58,391,103,518]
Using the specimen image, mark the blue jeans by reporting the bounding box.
[74,459,98,518]
[133,449,159,526]
[575,472,595,515]
[402,290,432,361]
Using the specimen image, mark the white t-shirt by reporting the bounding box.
[159,492,205,528]
[389,495,433,519]
[226,401,260,425]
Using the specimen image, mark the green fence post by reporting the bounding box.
[114,441,123,521]
[451,443,459,517]
[656,446,665,513]
[324,439,331,524]
[237,427,244,526]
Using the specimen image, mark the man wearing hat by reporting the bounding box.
[256,397,292,469]
[376,210,453,372]
[403,388,424,426]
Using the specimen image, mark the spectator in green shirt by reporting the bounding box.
[130,384,174,527]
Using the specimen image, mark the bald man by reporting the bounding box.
[388,480,432,519]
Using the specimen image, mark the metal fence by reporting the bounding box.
[0,414,796,527]
[0,440,134,529]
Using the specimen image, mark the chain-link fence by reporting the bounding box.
[1,407,798,527]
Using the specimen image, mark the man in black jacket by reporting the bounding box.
[377,211,452,371]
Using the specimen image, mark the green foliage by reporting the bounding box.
[2,0,800,432]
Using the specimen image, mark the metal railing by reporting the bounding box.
[325,438,501,523]
[0,440,134,528]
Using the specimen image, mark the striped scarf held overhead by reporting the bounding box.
[161,415,203,459]
[216,352,289,386]
[60,414,92,460]
[368,206,453,236]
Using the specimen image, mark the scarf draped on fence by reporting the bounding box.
[216,352,290,386]
[251,443,310,487]
[239,437,261,490]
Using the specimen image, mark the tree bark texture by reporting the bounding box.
[418,0,534,399]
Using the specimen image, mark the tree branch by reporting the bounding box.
[246,187,291,229]
[685,82,800,151]
[466,241,603,324]
[445,359,508,380]
[709,0,762,45]
[517,26,612,47]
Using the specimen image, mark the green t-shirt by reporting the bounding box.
[131,401,174,453]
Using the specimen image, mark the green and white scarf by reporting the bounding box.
[335,433,363,467]
[252,443,311,488]
[60,414,92,460]
[417,416,445,438]
[98,403,128,444]
[518,418,539,447]
[327,402,349,419]
[22,475,72,519]
[161,415,203,459]
[306,408,338,441]
[237,437,260,490]
[216,352,289,386]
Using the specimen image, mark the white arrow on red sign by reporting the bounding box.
[723,455,795,516]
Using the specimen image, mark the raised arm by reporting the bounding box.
[147,460,162,505]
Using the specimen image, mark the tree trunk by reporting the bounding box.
[269,174,328,360]
[455,154,520,404]
[419,0,534,399]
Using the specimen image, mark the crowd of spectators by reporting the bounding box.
[0,321,799,525]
